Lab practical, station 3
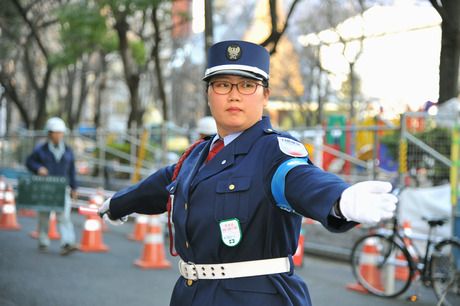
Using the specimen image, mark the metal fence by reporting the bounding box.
[0,126,192,190]
[399,112,453,187]
[0,112,455,191]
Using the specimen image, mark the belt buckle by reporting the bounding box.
[179,260,198,281]
[187,261,198,280]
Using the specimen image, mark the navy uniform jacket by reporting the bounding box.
[26,142,77,190]
[109,116,356,306]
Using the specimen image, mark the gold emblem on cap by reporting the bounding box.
[229,184,235,190]
[226,44,241,60]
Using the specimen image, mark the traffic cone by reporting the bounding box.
[0,177,6,206]
[395,221,414,281]
[88,190,105,206]
[29,211,61,240]
[134,216,171,269]
[0,185,21,230]
[293,221,305,267]
[79,210,109,252]
[347,238,384,293]
[128,214,149,241]
[87,189,108,232]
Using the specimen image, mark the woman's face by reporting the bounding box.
[207,75,270,137]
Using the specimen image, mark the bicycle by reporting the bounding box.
[349,187,460,306]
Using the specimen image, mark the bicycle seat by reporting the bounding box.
[422,216,449,227]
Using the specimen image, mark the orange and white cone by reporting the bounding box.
[88,189,108,232]
[0,178,6,207]
[395,221,414,281]
[134,216,171,269]
[30,211,61,240]
[127,214,149,241]
[0,185,21,231]
[347,238,384,293]
[293,222,305,267]
[79,213,109,252]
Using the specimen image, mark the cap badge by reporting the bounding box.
[226,44,242,61]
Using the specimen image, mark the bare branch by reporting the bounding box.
[429,0,446,20]
[260,0,303,54]
[10,0,49,59]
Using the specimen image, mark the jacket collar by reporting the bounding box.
[231,116,273,155]
[189,116,273,190]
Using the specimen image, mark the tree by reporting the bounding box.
[55,1,117,129]
[0,0,59,129]
[260,0,303,55]
[429,0,460,104]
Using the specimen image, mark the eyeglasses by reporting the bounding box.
[208,80,265,95]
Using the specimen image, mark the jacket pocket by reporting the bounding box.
[214,177,251,223]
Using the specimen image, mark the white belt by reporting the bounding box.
[178,257,291,280]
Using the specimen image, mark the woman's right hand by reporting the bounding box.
[98,198,128,226]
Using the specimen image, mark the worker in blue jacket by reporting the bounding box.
[99,40,397,306]
[26,117,78,256]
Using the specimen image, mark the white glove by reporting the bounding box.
[98,198,128,226]
[339,181,398,224]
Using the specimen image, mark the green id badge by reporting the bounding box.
[219,218,242,247]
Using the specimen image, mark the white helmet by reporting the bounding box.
[197,116,217,136]
[45,117,67,133]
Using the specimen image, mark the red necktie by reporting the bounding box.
[206,139,224,163]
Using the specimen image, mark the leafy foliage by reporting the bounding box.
[54,2,116,66]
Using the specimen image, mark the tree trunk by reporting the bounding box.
[430,0,460,104]
[114,14,141,129]
[0,70,31,128]
[33,64,53,130]
[317,71,323,126]
[94,53,107,129]
[204,0,214,116]
[438,19,460,103]
[74,56,89,130]
[64,65,77,128]
[349,62,356,121]
[151,6,168,122]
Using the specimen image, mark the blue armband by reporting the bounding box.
[271,158,309,213]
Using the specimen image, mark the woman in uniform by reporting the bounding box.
[99,40,397,306]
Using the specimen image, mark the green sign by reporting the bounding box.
[326,114,346,150]
[16,175,67,211]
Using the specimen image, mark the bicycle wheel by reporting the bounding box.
[430,239,460,306]
[350,234,414,297]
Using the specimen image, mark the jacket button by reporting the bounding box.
[186,279,194,286]
[185,241,189,248]
[228,184,235,191]
[184,202,188,210]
